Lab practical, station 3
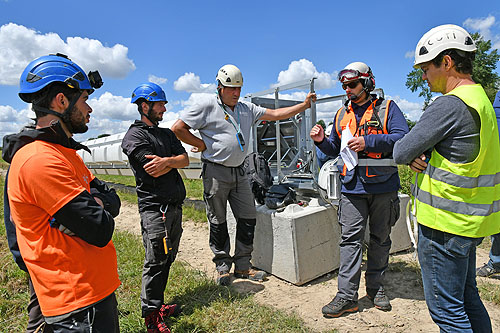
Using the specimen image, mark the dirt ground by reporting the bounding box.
[115,201,500,333]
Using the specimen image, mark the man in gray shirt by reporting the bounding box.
[393,24,499,332]
[172,64,316,285]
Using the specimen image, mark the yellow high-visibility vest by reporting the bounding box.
[413,84,500,237]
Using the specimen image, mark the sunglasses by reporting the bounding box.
[342,81,360,90]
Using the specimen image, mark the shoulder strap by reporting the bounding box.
[372,99,390,134]
[335,106,347,138]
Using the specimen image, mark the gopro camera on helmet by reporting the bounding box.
[88,71,103,89]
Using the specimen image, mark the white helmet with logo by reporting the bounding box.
[414,24,477,68]
[338,62,375,92]
[216,64,243,87]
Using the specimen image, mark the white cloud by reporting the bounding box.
[387,95,424,121]
[178,92,214,108]
[87,92,137,122]
[0,104,34,142]
[0,23,136,86]
[463,15,500,49]
[148,75,167,85]
[174,73,216,93]
[274,59,336,90]
[404,50,414,59]
[464,15,496,39]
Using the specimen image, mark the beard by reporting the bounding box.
[65,105,89,134]
[147,109,162,125]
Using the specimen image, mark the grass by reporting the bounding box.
[97,174,136,187]
[0,172,315,332]
[96,174,204,201]
[0,172,31,332]
[398,165,413,196]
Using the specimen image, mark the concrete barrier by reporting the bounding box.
[228,194,412,285]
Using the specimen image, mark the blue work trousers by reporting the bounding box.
[486,233,500,270]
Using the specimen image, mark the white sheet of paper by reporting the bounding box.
[340,127,358,171]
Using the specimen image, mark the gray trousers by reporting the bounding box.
[140,205,183,317]
[202,161,256,273]
[337,191,400,301]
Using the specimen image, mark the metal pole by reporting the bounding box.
[275,88,282,181]
[309,78,318,180]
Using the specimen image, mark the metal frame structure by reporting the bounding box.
[245,77,386,192]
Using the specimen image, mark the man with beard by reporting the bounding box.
[311,62,408,318]
[3,53,121,332]
[121,83,188,333]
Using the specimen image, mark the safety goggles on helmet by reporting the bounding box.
[338,69,368,83]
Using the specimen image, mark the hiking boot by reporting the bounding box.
[234,268,267,282]
[322,295,358,318]
[367,286,392,311]
[216,271,231,286]
[145,310,171,333]
[159,303,182,320]
[476,263,500,277]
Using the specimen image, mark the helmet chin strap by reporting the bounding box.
[32,91,82,133]
[141,102,159,126]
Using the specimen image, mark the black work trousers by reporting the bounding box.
[140,205,183,317]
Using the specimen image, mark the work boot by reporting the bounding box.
[145,310,171,333]
[322,295,358,318]
[234,268,267,282]
[476,263,500,277]
[367,286,392,311]
[216,270,231,286]
[159,303,182,320]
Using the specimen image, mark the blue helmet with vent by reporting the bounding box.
[131,82,167,104]
[19,53,102,103]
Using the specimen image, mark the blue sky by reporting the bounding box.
[1,0,499,142]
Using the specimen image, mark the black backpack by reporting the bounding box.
[244,152,273,204]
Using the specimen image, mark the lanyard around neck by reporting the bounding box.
[219,102,241,133]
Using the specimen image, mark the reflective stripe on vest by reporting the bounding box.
[411,184,500,216]
[413,84,500,237]
[423,164,500,189]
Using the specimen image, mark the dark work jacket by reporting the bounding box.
[121,120,187,212]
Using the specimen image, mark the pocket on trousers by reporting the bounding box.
[389,196,400,227]
[443,233,474,258]
[146,231,167,264]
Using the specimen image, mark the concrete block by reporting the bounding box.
[227,193,413,285]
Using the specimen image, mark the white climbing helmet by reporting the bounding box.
[338,62,375,92]
[216,64,243,87]
[414,24,477,68]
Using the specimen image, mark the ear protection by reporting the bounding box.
[362,66,375,91]
[364,76,375,91]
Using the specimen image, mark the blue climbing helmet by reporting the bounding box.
[19,53,102,103]
[131,82,167,104]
